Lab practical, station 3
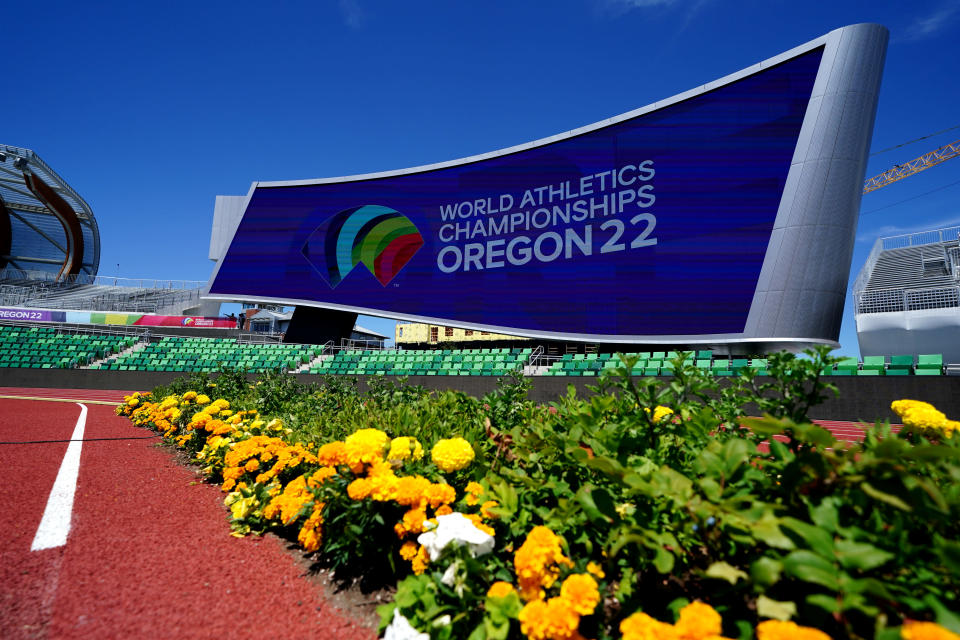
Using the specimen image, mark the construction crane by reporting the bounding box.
[863,138,960,193]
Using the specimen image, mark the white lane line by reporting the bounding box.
[31,403,87,551]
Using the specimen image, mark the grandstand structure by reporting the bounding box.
[0,144,206,314]
[854,225,960,367]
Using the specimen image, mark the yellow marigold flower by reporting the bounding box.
[316,441,347,466]
[644,405,674,423]
[487,581,516,599]
[388,436,424,462]
[675,601,722,640]
[559,574,600,616]
[182,391,197,401]
[518,597,581,640]
[399,540,419,561]
[902,621,960,640]
[220,410,233,418]
[126,397,139,407]
[621,612,680,640]
[344,428,389,471]
[756,620,831,640]
[411,544,429,575]
[586,561,605,579]
[196,394,211,405]
[431,437,475,472]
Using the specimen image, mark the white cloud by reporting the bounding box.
[901,5,957,42]
[339,0,364,29]
[856,215,960,244]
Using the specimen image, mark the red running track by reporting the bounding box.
[0,396,374,640]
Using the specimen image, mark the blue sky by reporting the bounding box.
[5,0,959,354]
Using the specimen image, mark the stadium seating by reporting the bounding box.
[0,325,131,369]
[97,336,317,372]
[0,323,946,378]
[304,347,533,376]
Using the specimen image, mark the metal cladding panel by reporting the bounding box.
[857,310,960,364]
[209,195,249,261]
[207,24,887,346]
[745,23,888,342]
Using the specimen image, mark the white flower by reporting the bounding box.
[416,512,495,561]
[383,609,428,640]
[440,563,457,586]
[433,615,452,628]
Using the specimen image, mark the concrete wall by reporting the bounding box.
[2,368,957,425]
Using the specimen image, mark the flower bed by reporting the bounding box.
[116,350,960,640]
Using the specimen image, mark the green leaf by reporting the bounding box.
[935,535,960,574]
[750,513,796,550]
[780,517,835,557]
[756,595,796,621]
[833,539,894,571]
[576,486,613,524]
[705,561,748,584]
[809,499,839,533]
[860,482,913,512]
[806,593,841,614]
[782,550,840,590]
[750,557,783,587]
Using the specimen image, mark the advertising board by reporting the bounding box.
[207,24,888,345]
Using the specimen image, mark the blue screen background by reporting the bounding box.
[211,48,823,338]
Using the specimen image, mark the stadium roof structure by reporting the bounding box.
[0,144,99,280]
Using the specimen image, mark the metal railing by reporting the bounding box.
[854,284,960,315]
[881,225,960,251]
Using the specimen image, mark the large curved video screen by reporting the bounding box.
[209,47,825,340]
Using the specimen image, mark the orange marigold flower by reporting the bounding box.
[464,481,484,506]
[244,459,260,472]
[297,502,324,552]
[411,545,429,575]
[316,441,347,466]
[621,612,680,640]
[586,561,605,579]
[756,620,831,640]
[675,601,723,639]
[901,621,960,640]
[480,500,499,519]
[514,526,574,601]
[423,482,457,509]
[487,581,516,599]
[347,477,374,501]
[518,597,581,640]
[559,574,600,616]
[308,466,337,487]
[399,540,419,561]
[435,505,453,516]
[393,475,431,508]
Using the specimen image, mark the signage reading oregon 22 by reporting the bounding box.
[207,24,887,344]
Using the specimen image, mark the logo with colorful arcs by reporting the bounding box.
[302,205,424,288]
[181,317,195,326]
